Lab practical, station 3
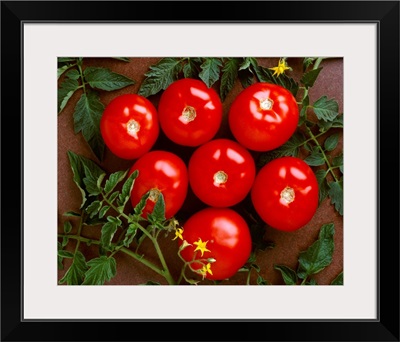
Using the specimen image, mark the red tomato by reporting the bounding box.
[251,156,319,232]
[228,82,299,151]
[157,78,223,146]
[129,151,188,219]
[100,94,159,160]
[179,207,252,281]
[188,139,256,207]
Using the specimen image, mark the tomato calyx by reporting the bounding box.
[148,188,161,203]
[260,97,274,110]
[180,105,197,123]
[280,186,295,204]
[213,170,228,186]
[126,119,141,137]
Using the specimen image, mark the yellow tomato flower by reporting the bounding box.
[269,58,291,77]
[193,238,211,257]
[172,227,184,241]
[200,263,213,277]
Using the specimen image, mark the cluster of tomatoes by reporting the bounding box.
[100,78,319,281]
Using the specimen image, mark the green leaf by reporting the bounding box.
[297,223,335,279]
[328,180,343,215]
[73,91,105,161]
[58,77,79,113]
[219,58,240,101]
[324,133,340,151]
[67,151,105,208]
[100,221,119,248]
[108,191,119,204]
[317,114,343,132]
[304,147,325,166]
[300,95,310,122]
[62,236,69,247]
[198,58,223,88]
[84,67,135,91]
[331,271,343,285]
[183,58,201,78]
[300,67,323,89]
[97,173,106,190]
[142,281,161,285]
[117,170,138,208]
[99,205,110,218]
[107,216,122,225]
[104,170,128,194]
[59,251,88,285]
[85,200,102,218]
[138,58,182,97]
[303,57,316,72]
[58,254,64,270]
[249,58,298,96]
[311,96,339,122]
[65,69,80,80]
[82,256,117,285]
[134,191,150,216]
[238,68,254,89]
[123,223,139,247]
[239,57,254,71]
[58,250,74,258]
[58,64,71,79]
[58,57,77,64]
[112,57,130,62]
[63,211,81,217]
[83,165,104,197]
[306,278,318,285]
[256,275,268,285]
[238,58,255,88]
[257,131,305,166]
[332,153,343,173]
[315,169,330,205]
[63,221,72,234]
[274,265,298,285]
[147,192,166,224]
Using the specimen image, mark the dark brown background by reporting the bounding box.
[58,57,343,285]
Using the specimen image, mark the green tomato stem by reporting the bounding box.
[246,268,252,285]
[306,127,340,182]
[73,212,85,254]
[78,63,87,93]
[58,233,172,283]
[101,191,176,285]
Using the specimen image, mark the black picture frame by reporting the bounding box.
[1,1,399,341]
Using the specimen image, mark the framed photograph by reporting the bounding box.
[2,1,399,341]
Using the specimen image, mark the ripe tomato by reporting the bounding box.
[179,207,252,281]
[228,82,299,151]
[188,139,256,207]
[157,78,223,146]
[251,156,319,232]
[100,94,159,160]
[129,150,188,219]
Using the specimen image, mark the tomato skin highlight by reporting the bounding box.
[251,156,319,232]
[129,150,188,219]
[179,207,252,281]
[157,78,223,147]
[188,139,256,207]
[100,94,159,160]
[228,82,299,151]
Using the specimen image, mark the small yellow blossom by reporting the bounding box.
[269,58,291,77]
[172,227,184,241]
[193,238,211,257]
[199,263,213,277]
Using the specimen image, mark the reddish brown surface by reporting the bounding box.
[58,57,343,285]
